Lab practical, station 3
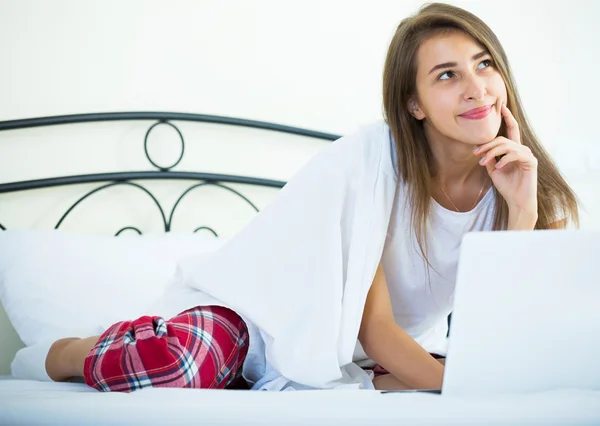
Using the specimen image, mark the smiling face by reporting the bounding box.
[410,30,508,146]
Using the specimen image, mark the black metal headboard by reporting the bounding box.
[0,112,340,236]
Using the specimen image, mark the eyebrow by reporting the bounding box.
[427,50,489,75]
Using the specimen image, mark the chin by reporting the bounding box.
[461,127,501,146]
[468,134,496,145]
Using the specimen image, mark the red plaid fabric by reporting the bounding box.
[83,305,249,392]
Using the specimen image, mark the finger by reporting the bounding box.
[479,143,521,167]
[483,157,496,176]
[473,137,512,156]
[501,103,521,144]
[495,150,538,171]
[495,97,502,116]
[493,151,519,169]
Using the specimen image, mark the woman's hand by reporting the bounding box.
[473,103,538,218]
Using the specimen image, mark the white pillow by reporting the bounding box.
[0,229,225,347]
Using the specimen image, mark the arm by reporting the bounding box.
[507,208,537,230]
[509,212,568,231]
[358,262,444,390]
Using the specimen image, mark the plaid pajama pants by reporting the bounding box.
[83,305,249,392]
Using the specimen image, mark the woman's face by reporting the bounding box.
[411,30,507,146]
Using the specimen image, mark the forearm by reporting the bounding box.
[361,319,444,390]
[507,207,537,230]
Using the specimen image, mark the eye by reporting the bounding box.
[477,59,493,69]
[438,70,455,81]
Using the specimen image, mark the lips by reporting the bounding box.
[459,105,493,120]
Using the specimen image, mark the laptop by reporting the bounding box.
[384,230,600,396]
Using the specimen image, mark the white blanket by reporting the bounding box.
[3,376,600,426]
[155,121,397,391]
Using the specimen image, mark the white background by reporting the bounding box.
[1,0,599,225]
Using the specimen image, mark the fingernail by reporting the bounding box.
[473,147,479,153]
[479,156,486,164]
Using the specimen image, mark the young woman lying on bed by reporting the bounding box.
[45,2,579,392]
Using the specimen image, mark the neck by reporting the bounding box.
[424,122,491,213]
[424,123,485,186]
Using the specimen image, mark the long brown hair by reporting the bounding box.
[382,2,579,265]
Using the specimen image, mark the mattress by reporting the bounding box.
[1,376,599,425]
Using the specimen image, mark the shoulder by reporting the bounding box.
[290,120,394,188]
[324,120,393,169]
[332,120,390,149]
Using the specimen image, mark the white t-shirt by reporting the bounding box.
[354,182,496,364]
[385,181,496,353]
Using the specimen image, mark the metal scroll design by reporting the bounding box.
[51,180,260,236]
[143,120,185,171]
[115,226,142,236]
[53,181,168,234]
[0,117,290,235]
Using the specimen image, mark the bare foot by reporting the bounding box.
[45,336,100,382]
[45,338,80,381]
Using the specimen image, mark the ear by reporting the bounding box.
[407,98,425,120]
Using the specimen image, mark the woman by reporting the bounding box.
[357,2,579,390]
[45,2,579,392]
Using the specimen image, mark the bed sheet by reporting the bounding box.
[1,376,599,426]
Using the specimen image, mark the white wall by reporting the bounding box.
[0,0,598,134]
[1,0,599,224]
[0,0,599,374]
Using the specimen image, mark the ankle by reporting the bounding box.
[45,337,80,382]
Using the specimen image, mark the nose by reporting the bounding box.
[463,73,487,101]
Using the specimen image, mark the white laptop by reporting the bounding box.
[439,229,600,396]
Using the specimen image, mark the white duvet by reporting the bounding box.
[149,121,398,391]
[1,376,599,426]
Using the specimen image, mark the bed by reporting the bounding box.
[2,375,599,426]
[1,112,599,425]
